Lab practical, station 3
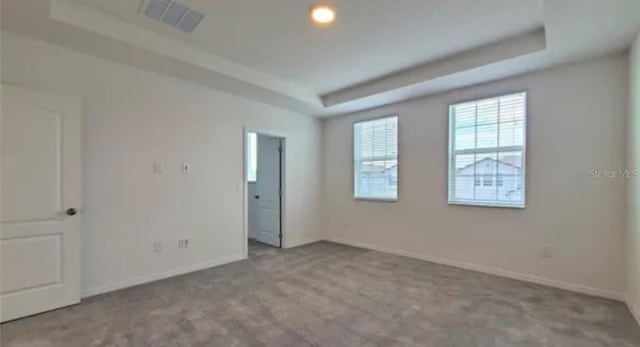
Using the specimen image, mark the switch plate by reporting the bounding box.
[178,239,190,248]
[182,163,191,174]
[154,242,163,253]
[153,161,164,174]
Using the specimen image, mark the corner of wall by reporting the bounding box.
[627,30,640,326]
[319,116,330,241]
[629,298,640,327]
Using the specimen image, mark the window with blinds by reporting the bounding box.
[448,92,526,208]
[354,116,398,200]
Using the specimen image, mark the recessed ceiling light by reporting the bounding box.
[310,4,336,26]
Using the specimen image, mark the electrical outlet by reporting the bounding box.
[543,245,553,258]
[154,242,163,253]
[178,239,190,248]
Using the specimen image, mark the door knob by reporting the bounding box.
[254,195,260,199]
[66,208,78,216]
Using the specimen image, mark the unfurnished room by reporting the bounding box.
[1,0,640,346]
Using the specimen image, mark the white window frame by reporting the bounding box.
[353,115,399,202]
[448,92,527,208]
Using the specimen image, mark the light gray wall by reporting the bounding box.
[323,53,629,299]
[1,32,323,296]
[2,29,634,307]
[628,31,640,322]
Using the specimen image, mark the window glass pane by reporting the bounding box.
[498,93,526,147]
[499,94,526,123]
[454,153,476,171]
[247,132,257,182]
[496,174,504,187]
[354,116,398,199]
[483,174,493,186]
[454,103,476,128]
[497,151,524,203]
[499,121,524,147]
[476,124,498,148]
[474,153,498,201]
[356,118,397,159]
[449,92,526,207]
[358,160,397,198]
[476,98,498,126]
[453,154,475,200]
[455,127,476,150]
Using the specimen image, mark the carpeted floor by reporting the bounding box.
[2,241,639,346]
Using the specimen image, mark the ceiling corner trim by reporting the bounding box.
[322,28,547,107]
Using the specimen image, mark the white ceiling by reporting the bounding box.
[75,0,544,94]
[2,0,640,117]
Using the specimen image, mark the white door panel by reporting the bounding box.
[1,234,62,294]
[255,135,281,247]
[1,101,61,222]
[0,85,82,322]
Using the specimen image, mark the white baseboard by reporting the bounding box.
[325,237,624,302]
[627,299,640,326]
[285,237,324,249]
[83,254,246,298]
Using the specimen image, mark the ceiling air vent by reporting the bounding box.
[142,0,205,33]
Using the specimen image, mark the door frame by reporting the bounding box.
[242,128,286,257]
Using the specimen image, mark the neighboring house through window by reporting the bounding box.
[448,92,526,208]
[354,116,398,200]
[496,174,504,187]
[483,173,493,186]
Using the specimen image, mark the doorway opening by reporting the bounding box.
[244,130,285,257]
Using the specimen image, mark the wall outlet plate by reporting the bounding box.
[178,239,190,248]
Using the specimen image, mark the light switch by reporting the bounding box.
[153,161,164,174]
[182,163,191,174]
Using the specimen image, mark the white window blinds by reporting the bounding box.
[448,92,526,208]
[354,116,398,200]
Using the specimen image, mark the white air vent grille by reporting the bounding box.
[143,0,205,33]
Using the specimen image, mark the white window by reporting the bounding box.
[247,132,257,182]
[448,92,526,208]
[354,116,398,201]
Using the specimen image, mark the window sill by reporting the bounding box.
[448,200,525,209]
[354,197,398,203]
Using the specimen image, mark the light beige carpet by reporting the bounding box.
[2,241,639,346]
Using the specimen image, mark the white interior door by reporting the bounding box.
[0,85,82,322]
[255,135,281,247]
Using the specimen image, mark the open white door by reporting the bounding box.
[255,135,281,247]
[0,85,82,322]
